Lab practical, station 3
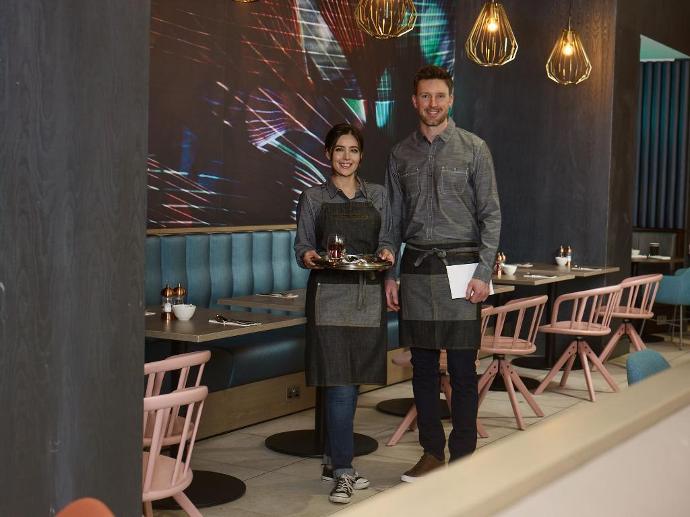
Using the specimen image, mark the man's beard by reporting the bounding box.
[420,110,448,127]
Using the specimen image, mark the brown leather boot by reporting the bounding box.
[400,452,445,483]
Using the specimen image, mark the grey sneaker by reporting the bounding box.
[321,465,370,489]
[400,452,445,483]
[329,474,355,504]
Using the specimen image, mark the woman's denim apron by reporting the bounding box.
[305,200,387,386]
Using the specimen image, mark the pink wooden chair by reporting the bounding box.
[144,350,210,447]
[143,386,208,517]
[56,498,114,517]
[386,349,488,446]
[597,274,662,364]
[534,284,623,401]
[478,295,547,431]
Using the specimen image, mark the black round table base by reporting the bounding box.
[153,470,246,510]
[375,397,451,419]
[265,429,379,458]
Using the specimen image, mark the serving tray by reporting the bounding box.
[315,254,393,271]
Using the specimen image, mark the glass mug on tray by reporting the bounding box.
[327,234,345,262]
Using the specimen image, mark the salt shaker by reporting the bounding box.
[161,284,175,321]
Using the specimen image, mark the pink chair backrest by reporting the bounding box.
[144,350,211,398]
[480,295,548,352]
[550,284,623,332]
[142,386,208,497]
[618,274,663,314]
[144,350,210,445]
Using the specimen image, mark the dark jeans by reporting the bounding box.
[323,385,358,476]
[411,347,478,462]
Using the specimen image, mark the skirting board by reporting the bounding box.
[198,348,413,439]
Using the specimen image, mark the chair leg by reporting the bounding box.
[583,343,619,393]
[476,419,489,439]
[172,491,202,517]
[440,375,453,412]
[143,501,153,517]
[507,363,543,417]
[598,322,625,364]
[671,305,678,344]
[534,341,578,395]
[478,360,499,405]
[559,353,577,387]
[500,361,525,430]
[680,305,684,350]
[387,405,418,446]
[578,344,596,402]
[627,323,647,353]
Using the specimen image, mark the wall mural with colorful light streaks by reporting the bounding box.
[148,0,457,228]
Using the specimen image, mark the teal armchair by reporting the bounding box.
[654,268,690,349]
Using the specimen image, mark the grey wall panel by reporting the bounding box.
[454,0,617,271]
[0,1,149,515]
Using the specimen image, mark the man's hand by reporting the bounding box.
[378,248,395,265]
[385,278,400,311]
[466,278,489,304]
[302,250,323,269]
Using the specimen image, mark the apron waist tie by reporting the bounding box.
[413,248,449,267]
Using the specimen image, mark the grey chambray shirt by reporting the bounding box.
[385,118,501,283]
[294,178,396,268]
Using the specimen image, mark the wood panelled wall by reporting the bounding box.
[0,1,149,515]
[454,0,618,273]
[454,0,690,278]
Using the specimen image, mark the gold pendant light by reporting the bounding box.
[546,2,592,85]
[355,0,417,40]
[465,1,518,67]
[233,0,257,3]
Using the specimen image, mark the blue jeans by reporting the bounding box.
[411,347,478,462]
[322,385,358,477]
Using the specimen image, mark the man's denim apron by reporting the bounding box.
[399,242,481,350]
[304,200,387,386]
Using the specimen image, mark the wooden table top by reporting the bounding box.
[219,284,515,312]
[218,289,306,312]
[492,270,576,286]
[523,263,620,277]
[631,256,684,264]
[145,306,306,342]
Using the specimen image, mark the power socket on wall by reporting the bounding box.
[286,385,301,399]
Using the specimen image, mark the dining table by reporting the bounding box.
[631,255,684,275]
[145,306,306,509]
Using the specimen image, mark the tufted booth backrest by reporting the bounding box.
[145,230,309,308]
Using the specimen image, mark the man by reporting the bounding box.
[385,65,501,482]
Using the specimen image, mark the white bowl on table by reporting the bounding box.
[632,249,641,257]
[501,264,518,276]
[555,256,568,266]
[172,304,196,321]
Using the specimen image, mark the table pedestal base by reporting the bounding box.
[153,470,246,510]
[265,430,378,458]
[375,397,450,419]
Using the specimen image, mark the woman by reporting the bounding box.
[294,123,395,504]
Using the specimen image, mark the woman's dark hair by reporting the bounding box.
[413,65,454,94]
[324,123,364,155]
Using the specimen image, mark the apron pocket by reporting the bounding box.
[315,283,382,328]
[401,273,478,321]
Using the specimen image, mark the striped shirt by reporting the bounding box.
[385,118,501,282]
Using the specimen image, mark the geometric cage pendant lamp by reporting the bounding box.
[355,0,418,40]
[546,1,592,85]
[465,1,518,67]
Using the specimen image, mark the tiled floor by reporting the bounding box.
[154,338,690,517]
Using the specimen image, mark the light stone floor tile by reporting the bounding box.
[153,339,689,517]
